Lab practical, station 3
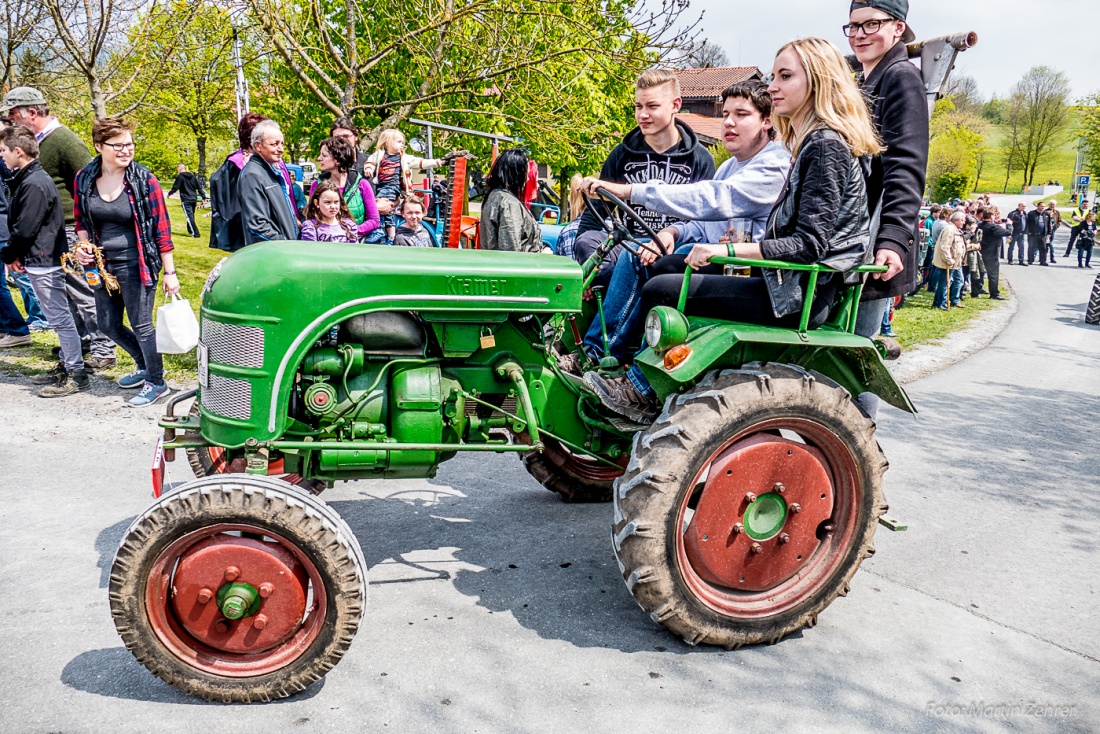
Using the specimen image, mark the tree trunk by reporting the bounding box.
[196,135,207,180]
[89,74,107,119]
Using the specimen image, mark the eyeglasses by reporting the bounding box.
[105,142,135,153]
[842,18,894,37]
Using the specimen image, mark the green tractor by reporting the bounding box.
[110,192,914,702]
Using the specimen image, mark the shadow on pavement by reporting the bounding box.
[61,648,325,704]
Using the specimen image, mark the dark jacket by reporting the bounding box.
[209,151,246,251]
[239,155,299,244]
[1007,208,1027,234]
[759,129,870,319]
[73,158,175,287]
[578,119,715,237]
[977,220,1011,257]
[0,160,67,268]
[0,175,9,243]
[858,42,929,300]
[168,171,207,203]
[1026,209,1050,236]
[480,188,543,252]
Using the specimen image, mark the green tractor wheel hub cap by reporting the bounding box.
[743,493,788,541]
[216,582,261,620]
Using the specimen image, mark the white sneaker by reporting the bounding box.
[0,333,32,348]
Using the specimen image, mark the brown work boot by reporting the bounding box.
[556,351,586,376]
[84,356,117,371]
[582,371,658,424]
[31,363,67,385]
[38,369,91,398]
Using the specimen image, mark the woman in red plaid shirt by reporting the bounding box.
[72,117,178,407]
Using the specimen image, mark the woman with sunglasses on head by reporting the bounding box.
[72,116,178,407]
[585,37,882,423]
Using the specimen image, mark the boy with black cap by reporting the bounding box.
[845,0,928,418]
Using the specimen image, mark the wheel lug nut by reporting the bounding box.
[197,588,213,604]
[790,503,802,514]
[259,583,274,598]
[224,566,240,581]
[750,542,763,554]
[253,614,268,630]
[745,492,757,503]
[779,533,791,544]
[773,482,785,494]
[214,620,231,634]
[824,524,834,533]
[731,523,744,535]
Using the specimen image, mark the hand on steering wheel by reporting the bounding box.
[583,187,666,261]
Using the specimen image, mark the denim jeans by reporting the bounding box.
[12,270,48,328]
[28,269,83,372]
[1006,232,1026,262]
[1079,245,1094,267]
[930,266,964,308]
[94,259,164,385]
[0,259,30,336]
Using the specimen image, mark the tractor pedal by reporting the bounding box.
[878,515,908,531]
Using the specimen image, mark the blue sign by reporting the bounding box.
[1080,175,1092,189]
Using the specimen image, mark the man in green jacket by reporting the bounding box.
[2,87,116,369]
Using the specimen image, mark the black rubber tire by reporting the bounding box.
[109,475,367,702]
[612,362,887,648]
[521,438,620,503]
[185,403,327,495]
[1086,273,1100,325]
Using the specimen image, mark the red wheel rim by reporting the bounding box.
[541,438,627,482]
[674,418,862,619]
[145,524,328,677]
[206,447,309,485]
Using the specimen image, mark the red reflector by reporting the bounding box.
[152,437,165,498]
[663,344,692,370]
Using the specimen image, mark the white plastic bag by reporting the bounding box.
[156,293,200,354]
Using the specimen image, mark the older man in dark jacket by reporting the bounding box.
[239,120,299,244]
[1006,203,1028,265]
[976,211,1010,300]
[846,0,928,418]
[1026,201,1051,266]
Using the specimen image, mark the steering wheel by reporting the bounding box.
[583,187,666,261]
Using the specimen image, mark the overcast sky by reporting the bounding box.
[690,0,1098,102]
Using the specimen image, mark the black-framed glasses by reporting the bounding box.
[105,142,135,153]
[841,18,893,37]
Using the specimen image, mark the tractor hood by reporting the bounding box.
[203,241,583,317]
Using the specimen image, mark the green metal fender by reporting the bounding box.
[633,318,916,414]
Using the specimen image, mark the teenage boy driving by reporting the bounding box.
[571,68,715,284]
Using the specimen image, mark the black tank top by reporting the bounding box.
[88,188,139,262]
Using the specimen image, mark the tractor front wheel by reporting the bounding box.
[109,475,366,702]
[612,363,887,648]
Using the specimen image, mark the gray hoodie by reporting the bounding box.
[630,139,790,245]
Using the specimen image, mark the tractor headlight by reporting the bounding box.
[644,307,689,353]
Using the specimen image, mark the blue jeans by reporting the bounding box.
[12,270,47,328]
[0,259,30,336]
[930,266,963,308]
[1006,232,1026,262]
[1079,245,1093,267]
[582,243,690,362]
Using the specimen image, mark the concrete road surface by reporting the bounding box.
[1,230,1097,732]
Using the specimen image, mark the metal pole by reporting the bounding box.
[232,22,250,122]
[426,125,434,187]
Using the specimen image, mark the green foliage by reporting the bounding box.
[927,97,985,197]
[932,172,970,203]
[1078,92,1100,179]
[708,141,731,169]
[1010,66,1072,187]
[981,97,1006,125]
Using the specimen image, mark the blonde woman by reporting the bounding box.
[554,173,586,258]
[585,37,883,423]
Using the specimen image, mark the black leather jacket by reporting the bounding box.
[759,128,870,319]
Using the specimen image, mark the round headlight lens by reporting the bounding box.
[645,309,662,349]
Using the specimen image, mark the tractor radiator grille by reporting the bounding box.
[201,319,265,368]
[202,374,252,420]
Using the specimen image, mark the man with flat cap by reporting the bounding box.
[844,0,928,419]
[1,86,116,369]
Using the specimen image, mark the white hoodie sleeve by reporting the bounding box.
[630,141,791,223]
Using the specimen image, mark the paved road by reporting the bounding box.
[1,230,1097,732]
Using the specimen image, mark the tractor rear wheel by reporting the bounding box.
[109,475,366,702]
[612,363,887,648]
[521,437,625,503]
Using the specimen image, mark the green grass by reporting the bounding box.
[891,281,1009,349]
[974,115,1084,196]
[1,198,222,384]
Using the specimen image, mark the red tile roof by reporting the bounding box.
[678,113,724,145]
[675,67,762,99]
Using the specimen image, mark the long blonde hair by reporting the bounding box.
[772,37,882,158]
[568,173,585,222]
